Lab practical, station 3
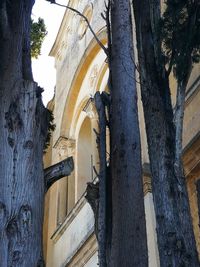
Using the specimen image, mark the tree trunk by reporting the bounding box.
[197,179,200,226]
[94,92,107,267]
[0,1,49,266]
[0,81,48,266]
[133,1,200,266]
[109,1,148,266]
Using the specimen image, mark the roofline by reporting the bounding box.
[49,0,75,57]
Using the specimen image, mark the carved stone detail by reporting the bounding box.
[143,175,152,195]
[54,136,75,160]
[89,64,99,88]
[83,97,97,119]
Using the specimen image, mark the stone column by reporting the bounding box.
[143,165,160,267]
[54,136,75,224]
[83,97,99,181]
[66,138,76,213]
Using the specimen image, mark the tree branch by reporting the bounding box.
[173,67,192,184]
[44,157,74,191]
[46,0,108,56]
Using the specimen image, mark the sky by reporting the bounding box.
[32,0,66,106]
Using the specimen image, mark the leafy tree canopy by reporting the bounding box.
[31,18,47,59]
[161,0,200,82]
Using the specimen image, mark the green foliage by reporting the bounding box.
[44,109,56,152]
[161,0,200,82]
[31,18,47,59]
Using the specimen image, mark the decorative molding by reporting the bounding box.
[83,97,97,119]
[142,131,200,194]
[66,25,73,35]
[185,76,200,106]
[142,163,152,195]
[49,1,78,57]
[63,233,97,267]
[78,4,93,39]
[89,64,99,88]
[183,131,200,176]
[51,195,87,243]
[143,162,151,176]
[54,136,75,160]
[143,175,152,195]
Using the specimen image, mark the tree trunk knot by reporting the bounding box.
[23,140,33,149]
[19,205,32,235]
[0,202,6,220]
[5,102,23,132]
[6,218,18,237]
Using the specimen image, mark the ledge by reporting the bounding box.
[183,131,200,176]
[185,76,200,106]
[62,232,97,267]
[51,194,87,243]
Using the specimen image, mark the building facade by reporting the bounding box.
[43,1,200,266]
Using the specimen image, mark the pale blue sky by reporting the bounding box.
[32,0,66,105]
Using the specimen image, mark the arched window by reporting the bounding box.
[77,117,93,199]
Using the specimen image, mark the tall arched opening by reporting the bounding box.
[77,117,93,199]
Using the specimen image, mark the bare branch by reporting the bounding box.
[101,12,106,21]
[173,67,192,183]
[93,165,100,178]
[105,0,111,64]
[46,0,108,56]
[93,128,100,148]
[44,157,74,191]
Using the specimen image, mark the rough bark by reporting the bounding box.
[0,81,48,266]
[109,1,148,266]
[197,179,200,226]
[94,92,107,267]
[0,1,50,266]
[133,1,200,266]
[174,72,192,177]
[44,157,74,191]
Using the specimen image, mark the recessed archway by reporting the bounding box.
[76,117,93,199]
[60,28,107,138]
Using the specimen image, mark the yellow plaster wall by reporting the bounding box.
[187,173,200,258]
[43,0,200,265]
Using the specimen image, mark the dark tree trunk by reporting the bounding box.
[0,1,50,266]
[109,1,148,266]
[197,179,200,227]
[94,92,107,267]
[133,0,200,266]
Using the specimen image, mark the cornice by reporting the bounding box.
[49,0,75,57]
[51,195,87,243]
[62,233,97,267]
[183,131,200,176]
[185,76,200,106]
[143,175,152,196]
